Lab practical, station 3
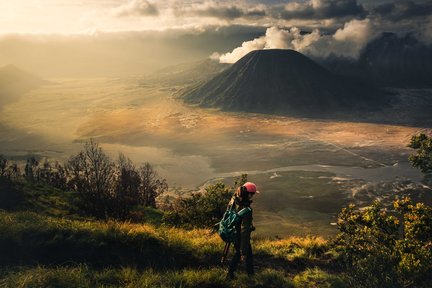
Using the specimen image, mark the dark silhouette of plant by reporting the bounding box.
[36,160,68,190]
[138,162,168,208]
[64,140,167,219]
[65,140,115,218]
[0,155,7,178]
[114,153,141,219]
[24,156,39,182]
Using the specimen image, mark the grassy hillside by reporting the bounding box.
[1,145,431,288]
[0,210,342,287]
[0,178,346,287]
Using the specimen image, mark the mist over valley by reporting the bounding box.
[1,0,432,238]
[1,53,431,236]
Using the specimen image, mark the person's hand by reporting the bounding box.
[240,255,246,263]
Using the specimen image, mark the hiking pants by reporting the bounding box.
[228,239,254,276]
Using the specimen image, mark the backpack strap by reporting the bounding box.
[237,207,252,217]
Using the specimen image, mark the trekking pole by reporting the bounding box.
[221,242,231,264]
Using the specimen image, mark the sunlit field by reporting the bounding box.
[0,77,430,237]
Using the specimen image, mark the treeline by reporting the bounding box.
[0,140,242,226]
[0,140,167,220]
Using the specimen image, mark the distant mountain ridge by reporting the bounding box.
[142,59,229,86]
[0,65,49,106]
[317,33,432,87]
[181,49,387,116]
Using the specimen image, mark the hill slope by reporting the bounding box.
[317,33,432,88]
[181,49,386,116]
[0,64,48,106]
[146,59,229,86]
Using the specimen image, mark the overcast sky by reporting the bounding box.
[0,0,431,76]
[0,0,430,35]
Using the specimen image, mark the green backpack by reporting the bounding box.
[216,198,252,243]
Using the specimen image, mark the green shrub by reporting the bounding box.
[335,198,432,287]
[408,133,432,174]
[163,182,233,228]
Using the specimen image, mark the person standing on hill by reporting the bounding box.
[227,182,259,279]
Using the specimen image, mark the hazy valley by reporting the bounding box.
[1,65,431,237]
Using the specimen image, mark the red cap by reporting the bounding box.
[243,182,259,193]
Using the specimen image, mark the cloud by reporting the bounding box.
[367,1,432,43]
[276,0,365,20]
[172,0,366,22]
[113,0,159,17]
[371,1,432,22]
[173,1,267,20]
[219,36,266,63]
[216,18,376,63]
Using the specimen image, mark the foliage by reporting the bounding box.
[163,174,248,228]
[138,162,168,208]
[24,156,39,182]
[113,154,142,219]
[408,133,432,174]
[334,198,432,288]
[65,140,117,218]
[35,159,68,190]
[0,155,20,181]
[65,140,168,219]
[163,177,247,229]
[1,141,167,220]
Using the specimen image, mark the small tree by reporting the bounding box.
[36,160,68,190]
[24,156,39,182]
[138,163,167,208]
[114,153,141,219]
[5,163,20,181]
[0,155,7,178]
[65,140,115,218]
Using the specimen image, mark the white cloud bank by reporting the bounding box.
[215,18,376,63]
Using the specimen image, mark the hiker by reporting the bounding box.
[227,182,259,279]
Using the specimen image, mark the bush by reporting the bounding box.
[334,198,432,287]
[408,133,432,174]
[163,182,234,228]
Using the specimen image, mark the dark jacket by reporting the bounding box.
[233,197,253,255]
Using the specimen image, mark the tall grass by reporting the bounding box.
[0,265,351,288]
[0,211,333,269]
[0,211,345,287]
[0,211,222,268]
[0,265,298,288]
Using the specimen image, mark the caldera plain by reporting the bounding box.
[1,76,431,237]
